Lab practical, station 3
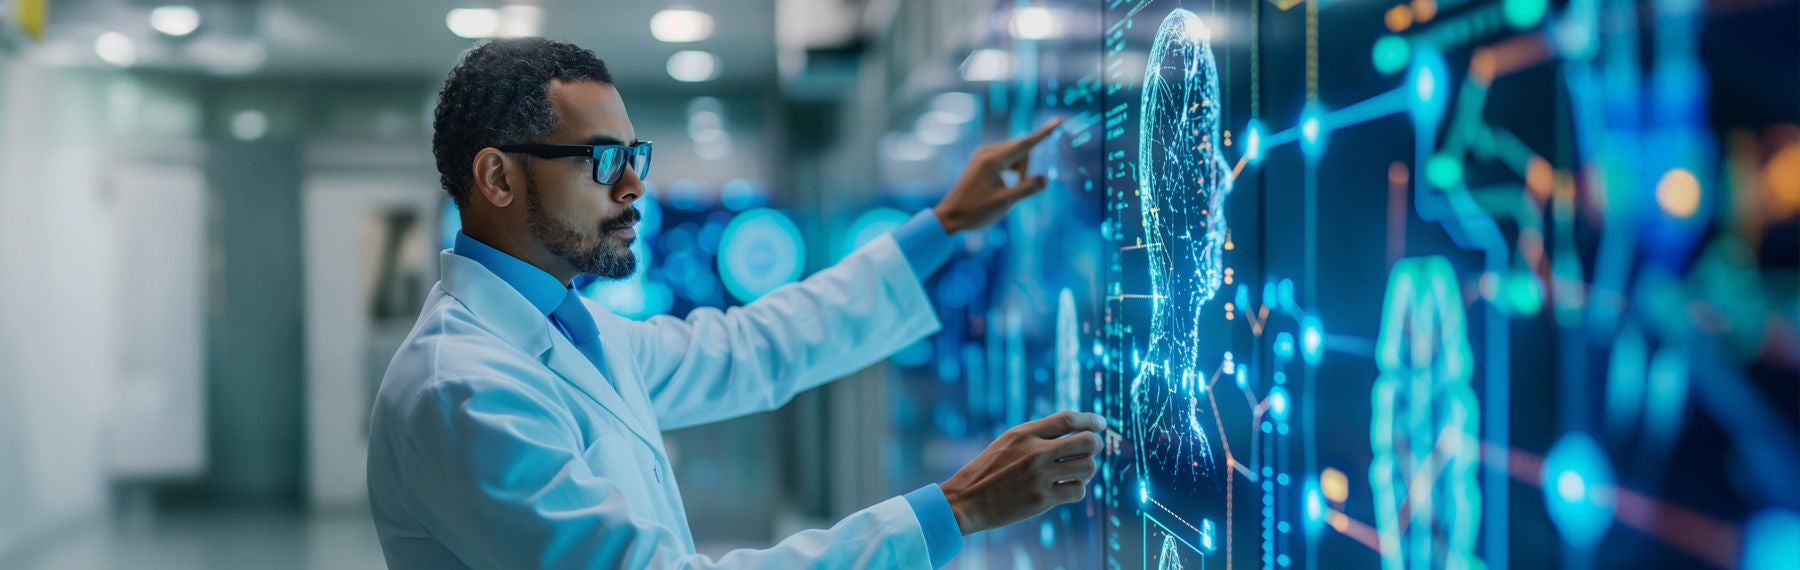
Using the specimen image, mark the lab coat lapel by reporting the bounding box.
[438,251,661,449]
[539,333,663,449]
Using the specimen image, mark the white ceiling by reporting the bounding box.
[37,0,780,88]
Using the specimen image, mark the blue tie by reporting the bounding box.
[551,290,604,370]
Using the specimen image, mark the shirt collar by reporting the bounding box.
[451,231,568,318]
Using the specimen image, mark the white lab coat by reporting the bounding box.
[367,234,944,569]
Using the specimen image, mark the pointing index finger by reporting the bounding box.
[1025,411,1106,439]
[996,118,1064,162]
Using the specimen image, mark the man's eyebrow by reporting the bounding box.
[581,134,638,146]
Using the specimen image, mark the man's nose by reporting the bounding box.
[611,166,643,203]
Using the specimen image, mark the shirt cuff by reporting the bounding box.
[902,484,963,568]
[890,209,955,281]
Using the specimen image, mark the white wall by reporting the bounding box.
[0,62,122,555]
[302,143,442,510]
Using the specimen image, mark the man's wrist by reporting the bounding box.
[931,204,965,235]
[942,483,978,535]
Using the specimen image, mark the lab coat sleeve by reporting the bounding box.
[396,376,935,569]
[629,234,941,430]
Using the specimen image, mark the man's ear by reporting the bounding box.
[472,147,520,208]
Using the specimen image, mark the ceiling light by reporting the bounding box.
[651,9,714,43]
[495,4,542,38]
[667,50,719,82]
[230,109,268,141]
[95,32,137,67]
[960,49,1012,82]
[150,5,201,37]
[930,92,979,124]
[882,133,934,162]
[915,112,962,146]
[446,8,498,39]
[1009,7,1061,40]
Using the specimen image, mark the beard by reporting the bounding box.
[524,174,637,279]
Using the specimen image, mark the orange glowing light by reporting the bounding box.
[1657,168,1702,219]
[1412,0,1438,21]
[1766,143,1800,217]
[1322,467,1349,503]
[1526,156,1554,200]
[1385,5,1414,31]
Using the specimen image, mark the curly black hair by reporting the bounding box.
[432,38,613,207]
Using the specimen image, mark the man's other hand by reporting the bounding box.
[932,118,1063,234]
[939,410,1104,535]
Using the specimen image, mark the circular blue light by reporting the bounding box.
[720,179,765,211]
[1268,386,1291,422]
[1244,119,1265,163]
[1542,432,1617,549]
[1303,478,1326,535]
[1301,317,1324,365]
[838,207,912,260]
[1274,332,1296,359]
[1408,49,1451,131]
[1040,520,1055,548]
[718,208,806,303]
[1300,104,1327,159]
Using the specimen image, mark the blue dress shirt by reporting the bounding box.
[451,208,963,567]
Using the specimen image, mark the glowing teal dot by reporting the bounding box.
[1303,479,1326,534]
[1300,317,1324,364]
[1268,386,1291,421]
[1415,64,1438,103]
[1245,120,1265,163]
[1503,270,1544,315]
[1426,154,1463,189]
[1040,520,1055,548]
[1372,35,1410,75]
[1542,432,1616,548]
[1300,105,1327,158]
[1504,0,1548,29]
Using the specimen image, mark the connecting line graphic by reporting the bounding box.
[1481,439,1746,569]
[1254,88,1412,154]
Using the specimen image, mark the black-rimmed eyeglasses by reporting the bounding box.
[498,142,653,186]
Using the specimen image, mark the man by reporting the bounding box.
[368,37,1103,569]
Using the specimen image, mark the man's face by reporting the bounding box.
[522,79,644,279]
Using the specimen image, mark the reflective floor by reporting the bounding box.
[0,509,386,570]
[0,506,769,569]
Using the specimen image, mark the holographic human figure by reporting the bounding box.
[1369,257,1480,570]
[1128,7,1234,482]
[1157,534,1185,570]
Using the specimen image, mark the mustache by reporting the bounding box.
[604,208,641,231]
